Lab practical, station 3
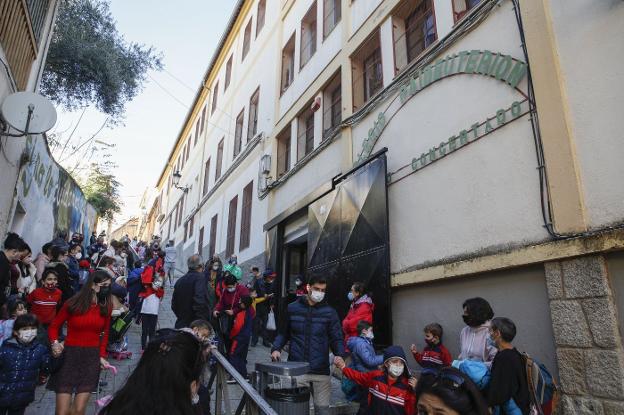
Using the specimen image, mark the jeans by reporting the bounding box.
[140,313,158,349]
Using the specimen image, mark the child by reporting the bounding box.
[26,269,62,330]
[229,295,254,379]
[487,317,530,415]
[344,321,384,409]
[138,265,164,350]
[127,260,144,312]
[335,345,417,415]
[0,314,50,414]
[410,323,452,370]
[0,298,28,346]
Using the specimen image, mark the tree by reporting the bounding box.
[82,164,122,222]
[41,0,162,124]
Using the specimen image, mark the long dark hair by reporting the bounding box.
[101,329,203,415]
[415,367,489,415]
[66,270,111,316]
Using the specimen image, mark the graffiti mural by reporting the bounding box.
[16,133,97,251]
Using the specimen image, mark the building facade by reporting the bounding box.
[155,0,624,411]
[1,1,97,252]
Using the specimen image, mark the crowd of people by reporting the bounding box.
[0,229,556,415]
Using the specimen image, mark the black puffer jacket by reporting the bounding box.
[272,296,345,375]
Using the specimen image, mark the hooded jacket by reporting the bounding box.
[272,296,345,375]
[459,321,497,367]
[0,338,50,407]
[342,294,374,343]
[348,335,383,372]
[342,345,415,415]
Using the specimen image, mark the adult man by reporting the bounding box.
[271,275,344,415]
[89,231,97,246]
[171,255,211,328]
[164,240,177,288]
[252,269,276,347]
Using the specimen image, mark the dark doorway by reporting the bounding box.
[284,237,307,303]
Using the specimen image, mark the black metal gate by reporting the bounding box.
[307,152,391,346]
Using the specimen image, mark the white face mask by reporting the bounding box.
[310,290,325,303]
[111,309,122,317]
[18,328,37,344]
[75,252,82,260]
[227,287,236,293]
[364,330,374,340]
[212,264,220,270]
[388,363,404,377]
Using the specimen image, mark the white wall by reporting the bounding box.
[350,0,383,36]
[547,0,624,229]
[349,1,549,272]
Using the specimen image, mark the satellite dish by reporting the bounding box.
[1,92,57,135]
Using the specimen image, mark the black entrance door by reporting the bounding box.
[307,153,391,345]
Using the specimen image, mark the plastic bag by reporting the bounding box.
[266,310,276,331]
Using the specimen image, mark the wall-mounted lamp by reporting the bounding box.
[172,171,190,193]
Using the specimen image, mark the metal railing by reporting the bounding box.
[0,0,39,90]
[211,348,278,415]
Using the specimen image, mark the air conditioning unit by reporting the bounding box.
[311,97,321,112]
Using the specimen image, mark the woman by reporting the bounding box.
[46,246,73,304]
[16,243,37,296]
[415,367,490,415]
[342,282,374,345]
[204,256,223,299]
[138,260,164,351]
[459,297,497,367]
[48,270,112,415]
[100,329,204,415]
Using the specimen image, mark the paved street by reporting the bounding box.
[26,283,355,414]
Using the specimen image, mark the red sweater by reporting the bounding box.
[48,302,111,357]
[26,287,62,325]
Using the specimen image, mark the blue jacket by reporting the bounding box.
[0,339,50,407]
[66,256,80,280]
[347,335,383,372]
[272,296,345,375]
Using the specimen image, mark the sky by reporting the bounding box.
[52,0,236,228]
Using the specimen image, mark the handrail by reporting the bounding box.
[211,348,278,415]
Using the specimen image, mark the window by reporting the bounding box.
[211,82,219,115]
[184,222,188,242]
[256,0,266,36]
[277,126,291,177]
[453,0,482,21]
[194,121,200,146]
[240,181,253,250]
[234,109,244,158]
[351,31,383,110]
[300,2,317,68]
[248,88,260,140]
[297,106,315,161]
[200,106,207,133]
[323,71,341,138]
[225,56,233,90]
[178,195,185,227]
[226,195,238,257]
[392,0,436,73]
[323,0,341,38]
[209,214,218,259]
[189,214,194,238]
[198,226,205,254]
[281,34,295,92]
[203,158,211,195]
[185,139,191,161]
[242,20,252,61]
[215,138,224,180]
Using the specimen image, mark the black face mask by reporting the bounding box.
[97,286,111,301]
[463,314,476,326]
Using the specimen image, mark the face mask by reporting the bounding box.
[487,335,497,349]
[462,314,476,326]
[295,279,302,286]
[227,287,236,293]
[97,285,111,300]
[75,252,82,260]
[18,329,37,344]
[212,264,219,270]
[229,257,237,265]
[364,330,374,340]
[310,290,325,303]
[191,392,200,405]
[425,338,437,347]
[388,363,404,377]
[111,309,122,317]
[347,292,355,302]
[45,282,57,291]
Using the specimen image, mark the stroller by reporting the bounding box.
[107,310,134,360]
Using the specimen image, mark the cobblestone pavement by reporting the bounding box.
[26,282,356,414]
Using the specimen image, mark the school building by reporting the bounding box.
[153,1,624,411]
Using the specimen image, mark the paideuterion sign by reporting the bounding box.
[356,50,529,165]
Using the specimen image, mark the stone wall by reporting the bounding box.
[545,255,624,414]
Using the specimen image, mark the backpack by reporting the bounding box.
[522,352,559,415]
